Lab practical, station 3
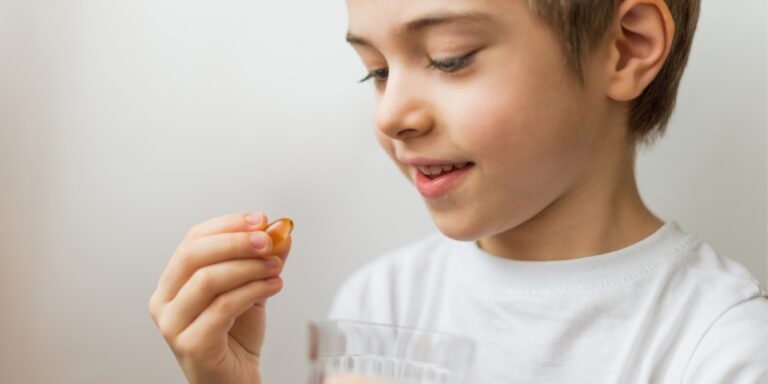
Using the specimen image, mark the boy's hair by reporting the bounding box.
[528,0,701,147]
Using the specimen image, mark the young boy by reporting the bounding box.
[149,0,768,383]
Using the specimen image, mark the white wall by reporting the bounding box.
[0,1,764,383]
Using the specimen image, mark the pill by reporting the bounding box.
[265,217,294,248]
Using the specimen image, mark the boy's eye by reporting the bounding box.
[358,68,389,83]
[427,50,477,73]
[357,50,477,84]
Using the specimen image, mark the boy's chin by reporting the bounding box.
[431,215,487,242]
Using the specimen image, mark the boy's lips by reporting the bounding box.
[412,162,475,198]
[398,155,472,167]
[398,156,476,198]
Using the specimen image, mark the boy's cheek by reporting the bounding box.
[375,129,391,149]
[375,132,397,162]
[375,134,412,179]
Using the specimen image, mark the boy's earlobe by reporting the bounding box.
[606,0,675,102]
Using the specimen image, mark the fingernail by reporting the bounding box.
[249,232,268,249]
[246,212,264,225]
[266,257,280,268]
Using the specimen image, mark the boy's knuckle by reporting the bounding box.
[148,294,162,322]
[173,334,197,356]
[176,242,197,268]
[157,318,176,341]
[193,269,216,291]
[185,225,202,240]
[213,295,237,316]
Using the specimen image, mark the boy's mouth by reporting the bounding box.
[412,161,475,198]
[417,162,474,180]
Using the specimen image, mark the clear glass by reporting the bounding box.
[307,319,475,384]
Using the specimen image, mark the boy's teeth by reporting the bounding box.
[417,162,470,177]
[430,165,444,174]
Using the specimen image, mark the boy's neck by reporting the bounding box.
[477,144,664,262]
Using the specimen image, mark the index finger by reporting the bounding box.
[184,211,269,241]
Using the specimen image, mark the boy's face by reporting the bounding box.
[346,0,624,241]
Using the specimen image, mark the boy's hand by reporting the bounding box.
[149,212,292,384]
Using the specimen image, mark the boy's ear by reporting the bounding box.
[605,0,675,101]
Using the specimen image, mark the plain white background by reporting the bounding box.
[0,1,765,383]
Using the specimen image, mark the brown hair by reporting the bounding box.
[528,0,701,147]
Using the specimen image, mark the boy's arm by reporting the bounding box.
[681,297,768,383]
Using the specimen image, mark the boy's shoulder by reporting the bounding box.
[678,237,768,382]
[674,229,767,297]
[682,236,764,284]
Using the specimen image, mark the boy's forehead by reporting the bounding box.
[345,0,519,44]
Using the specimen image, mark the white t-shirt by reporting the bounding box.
[327,221,768,384]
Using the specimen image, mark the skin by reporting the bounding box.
[150,0,675,383]
[346,0,674,262]
[149,212,291,384]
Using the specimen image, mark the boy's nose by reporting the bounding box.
[374,73,433,141]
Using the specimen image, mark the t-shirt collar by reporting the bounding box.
[446,220,690,291]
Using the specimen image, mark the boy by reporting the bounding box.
[149,0,768,383]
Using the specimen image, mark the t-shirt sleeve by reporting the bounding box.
[682,296,768,384]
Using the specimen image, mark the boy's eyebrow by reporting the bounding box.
[346,10,495,47]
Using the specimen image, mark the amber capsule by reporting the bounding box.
[264,217,294,248]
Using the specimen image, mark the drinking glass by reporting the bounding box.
[307,319,475,384]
